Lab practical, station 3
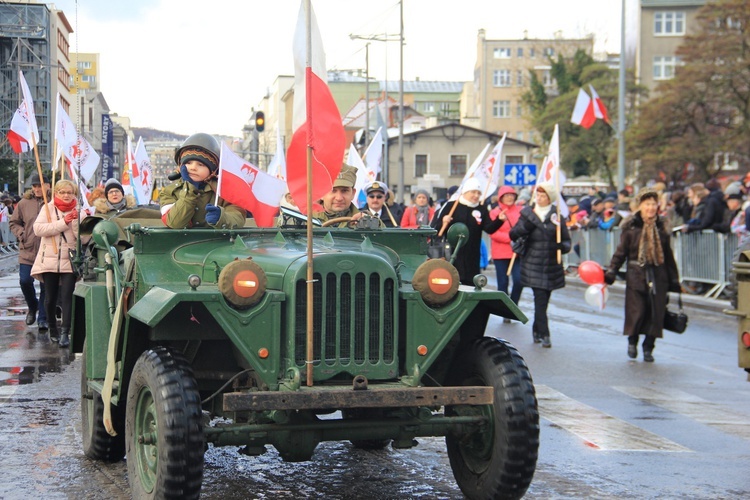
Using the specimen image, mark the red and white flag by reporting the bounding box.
[286,0,346,214]
[7,71,40,153]
[570,88,596,129]
[54,93,77,165]
[536,124,568,217]
[589,84,611,124]
[65,135,100,185]
[472,133,507,201]
[121,136,135,189]
[132,137,154,204]
[216,142,287,228]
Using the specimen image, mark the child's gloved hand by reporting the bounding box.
[205,204,221,225]
[180,164,205,190]
[64,209,78,224]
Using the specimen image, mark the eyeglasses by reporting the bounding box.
[57,190,75,196]
[368,194,384,199]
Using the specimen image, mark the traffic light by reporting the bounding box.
[255,111,265,132]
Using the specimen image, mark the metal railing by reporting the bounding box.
[563,228,739,299]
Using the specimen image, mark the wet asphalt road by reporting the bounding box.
[1,252,749,499]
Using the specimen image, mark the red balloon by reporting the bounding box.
[578,260,604,285]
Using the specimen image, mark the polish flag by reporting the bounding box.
[570,88,596,129]
[589,84,611,124]
[65,135,100,185]
[286,0,346,214]
[216,142,287,227]
[54,93,77,165]
[7,71,40,153]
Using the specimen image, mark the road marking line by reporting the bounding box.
[536,384,691,452]
[614,386,750,441]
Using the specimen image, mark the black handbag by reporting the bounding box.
[663,293,688,334]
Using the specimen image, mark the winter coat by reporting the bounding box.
[159,179,246,229]
[400,204,435,228]
[604,212,681,338]
[509,205,571,291]
[431,199,503,285]
[9,189,48,266]
[30,201,79,281]
[687,191,725,233]
[489,189,522,260]
[93,194,137,217]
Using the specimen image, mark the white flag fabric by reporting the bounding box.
[65,135,100,185]
[132,138,154,205]
[54,93,77,166]
[266,127,287,180]
[348,144,371,208]
[364,127,383,176]
[536,125,568,217]
[570,88,596,129]
[452,142,492,201]
[589,84,611,124]
[216,142,287,227]
[471,133,507,201]
[7,71,40,153]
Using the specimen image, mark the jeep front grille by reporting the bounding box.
[294,272,395,367]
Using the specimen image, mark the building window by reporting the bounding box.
[449,154,468,177]
[422,102,435,113]
[542,70,553,86]
[543,47,555,57]
[653,56,680,80]
[516,103,523,117]
[415,154,428,177]
[529,48,536,58]
[493,69,511,87]
[493,100,511,118]
[58,66,70,89]
[81,75,96,83]
[517,47,523,57]
[57,30,69,59]
[440,102,452,112]
[493,47,511,58]
[77,61,92,70]
[654,11,685,35]
[506,155,524,164]
[517,70,524,86]
[516,132,524,141]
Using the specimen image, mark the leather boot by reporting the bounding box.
[48,328,59,342]
[58,328,70,348]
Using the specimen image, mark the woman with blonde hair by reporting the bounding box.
[31,179,80,347]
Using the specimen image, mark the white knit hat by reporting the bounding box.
[536,182,558,203]
[461,178,482,194]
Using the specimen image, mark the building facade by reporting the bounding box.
[637,0,706,95]
[471,29,595,144]
[69,52,100,94]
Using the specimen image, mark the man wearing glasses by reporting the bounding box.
[362,181,398,227]
[10,174,50,332]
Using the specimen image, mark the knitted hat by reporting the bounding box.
[180,147,219,172]
[536,182,558,203]
[636,188,659,205]
[462,178,482,194]
[415,189,430,199]
[104,178,124,198]
[566,197,578,206]
[332,163,358,188]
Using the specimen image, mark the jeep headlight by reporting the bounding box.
[218,259,267,309]
[412,259,460,306]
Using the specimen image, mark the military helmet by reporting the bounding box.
[174,132,221,172]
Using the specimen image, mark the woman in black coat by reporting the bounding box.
[509,182,571,348]
[604,189,681,362]
[432,178,504,286]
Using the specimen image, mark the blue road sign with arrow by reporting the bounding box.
[504,164,537,186]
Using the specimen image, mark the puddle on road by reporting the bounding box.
[0,317,74,387]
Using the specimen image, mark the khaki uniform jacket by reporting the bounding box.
[9,189,48,266]
[31,201,79,281]
[159,179,246,229]
[312,204,360,228]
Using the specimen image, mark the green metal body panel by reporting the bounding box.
[73,282,113,380]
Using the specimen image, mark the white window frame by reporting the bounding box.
[493,69,511,87]
[653,56,680,80]
[654,11,685,35]
[516,70,524,86]
[543,47,555,57]
[493,47,511,59]
[493,100,511,118]
[422,101,435,113]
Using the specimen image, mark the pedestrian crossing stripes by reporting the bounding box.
[535,384,691,452]
[614,386,750,441]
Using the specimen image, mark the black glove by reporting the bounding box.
[604,272,616,285]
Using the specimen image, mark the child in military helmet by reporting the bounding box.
[159,132,246,229]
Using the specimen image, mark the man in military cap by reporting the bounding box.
[312,163,366,227]
[362,181,398,227]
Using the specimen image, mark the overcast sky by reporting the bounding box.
[49,0,637,137]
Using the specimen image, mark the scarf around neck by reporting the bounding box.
[54,196,77,212]
[638,215,664,266]
[458,195,479,208]
[415,205,431,225]
[533,203,552,221]
[107,199,126,212]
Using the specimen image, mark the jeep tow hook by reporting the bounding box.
[352,375,368,390]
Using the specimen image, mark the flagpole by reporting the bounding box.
[30,134,57,254]
[554,126,562,264]
[304,0,315,387]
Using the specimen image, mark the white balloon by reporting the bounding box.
[584,284,609,310]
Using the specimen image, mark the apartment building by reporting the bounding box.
[470,29,594,144]
[637,0,706,95]
[69,52,99,94]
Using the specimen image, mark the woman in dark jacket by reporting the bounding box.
[431,178,504,285]
[509,182,571,348]
[604,189,681,362]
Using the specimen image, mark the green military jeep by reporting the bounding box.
[72,209,538,499]
[727,245,750,379]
